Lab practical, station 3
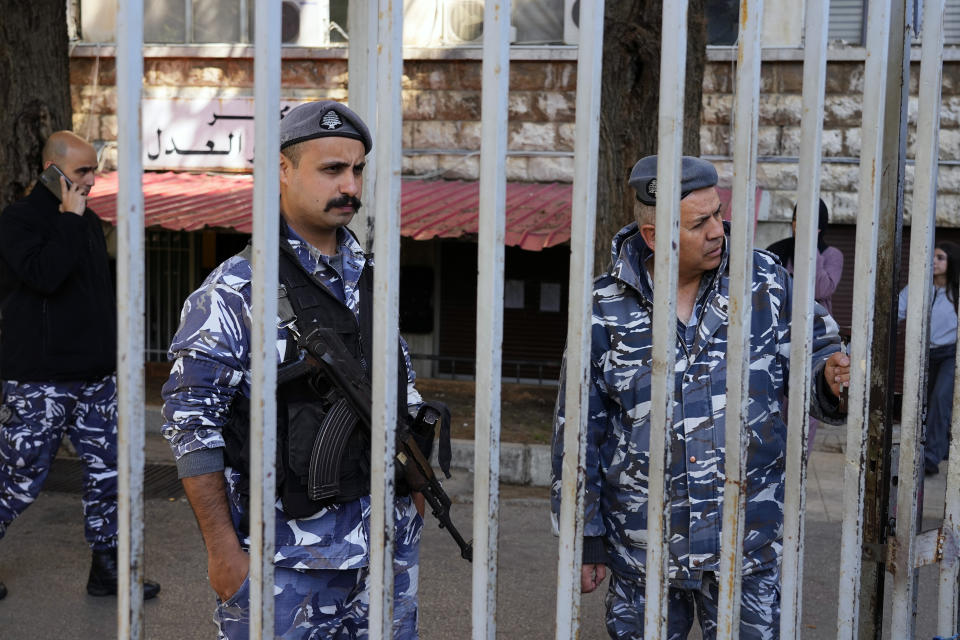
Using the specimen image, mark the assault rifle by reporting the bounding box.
[287,326,473,563]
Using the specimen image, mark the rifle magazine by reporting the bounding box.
[307,397,358,502]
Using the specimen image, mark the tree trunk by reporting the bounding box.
[594,0,706,274]
[0,0,73,209]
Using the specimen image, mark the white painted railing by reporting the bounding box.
[247,0,281,636]
[115,0,145,638]
[780,0,830,637]
[109,0,959,638]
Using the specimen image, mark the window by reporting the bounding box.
[80,0,349,45]
[80,0,574,46]
[394,0,570,47]
[539,282,561,312]
[707,0,960,47]
[504,280,525,309]
[828,0,866,44]
[706,0,739,46]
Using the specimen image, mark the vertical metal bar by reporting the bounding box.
[348,0,379,254]
[115,0,144,637]
[716,3,763,637]
[835,1,895,637]
[780,1,829,638]
[944,303,960,633]
[472,4,510,638]
[248,0,281,636]
[185,0,194,44]
[239,0,248,43]
[858,1,911,635]
[643,3,688,638]
[368,2,403,638]
[893,0,944,635]
[553,2,604,638]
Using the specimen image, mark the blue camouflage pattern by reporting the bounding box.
[162,224,423,573]
[0,375,118,550]
[604,565,781,639]
[215,552,421,640]
[551,222,843,588]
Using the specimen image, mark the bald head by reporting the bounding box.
[42,131,94,165]
[42,131,98,195]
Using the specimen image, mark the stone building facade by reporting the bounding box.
[65,23,960,369]
[69,45,960,244]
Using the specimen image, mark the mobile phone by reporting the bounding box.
[37,164,72,202]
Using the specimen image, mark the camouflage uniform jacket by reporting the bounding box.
[162,225,423,571]
[551,222,843,588]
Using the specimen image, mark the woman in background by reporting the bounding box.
[767,197,844,316]
[898,241,960,476]
[767,198,845,452]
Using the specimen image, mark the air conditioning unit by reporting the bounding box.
[563,0,580,45]
[282,0,331,46]
[403,0,517,47]
[443,0,485,44]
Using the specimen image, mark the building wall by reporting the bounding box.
[68,50,960,231]
[68,51,577,182]
[702,58,960,231]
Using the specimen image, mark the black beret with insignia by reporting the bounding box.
[280,100,373,154]
[628,155,718,205]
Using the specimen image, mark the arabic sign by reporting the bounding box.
[142,98,308,171]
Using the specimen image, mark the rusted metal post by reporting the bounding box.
[780,1,830,637]
[643,3,689,637]
[857,1,911,638]
[716,0,763,636]
[554,2,604,637]
[890,0,948,634]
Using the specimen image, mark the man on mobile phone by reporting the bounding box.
[0,131,160,602]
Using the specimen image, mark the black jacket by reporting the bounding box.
[0,184,116,381]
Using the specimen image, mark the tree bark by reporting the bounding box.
[594,0,706,274]
[0,0,73,209]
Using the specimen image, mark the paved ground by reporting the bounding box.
[0,432,952,639]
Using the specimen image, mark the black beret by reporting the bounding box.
[628,155,719,205]
[280,101,372,154]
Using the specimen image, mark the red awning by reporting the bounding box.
[88,171,573,251]
[87,172,760,251]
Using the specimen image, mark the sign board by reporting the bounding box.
[142,97,309,171]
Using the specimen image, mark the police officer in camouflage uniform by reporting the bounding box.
[162,102,424,639]
[550,155,851,639]
[0,131,160,601]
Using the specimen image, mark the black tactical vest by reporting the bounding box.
[222,226,408,523]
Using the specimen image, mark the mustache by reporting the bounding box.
[324,195,362,212]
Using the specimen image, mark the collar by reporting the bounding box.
[280,220,365,264]
[26,181,70,213]
[607,221,730,307]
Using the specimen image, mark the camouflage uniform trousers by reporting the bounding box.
[215,558,420,639]
[604,565,781,640]
[0,376,119,550]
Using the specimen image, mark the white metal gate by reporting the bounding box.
[109,0,960,638]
